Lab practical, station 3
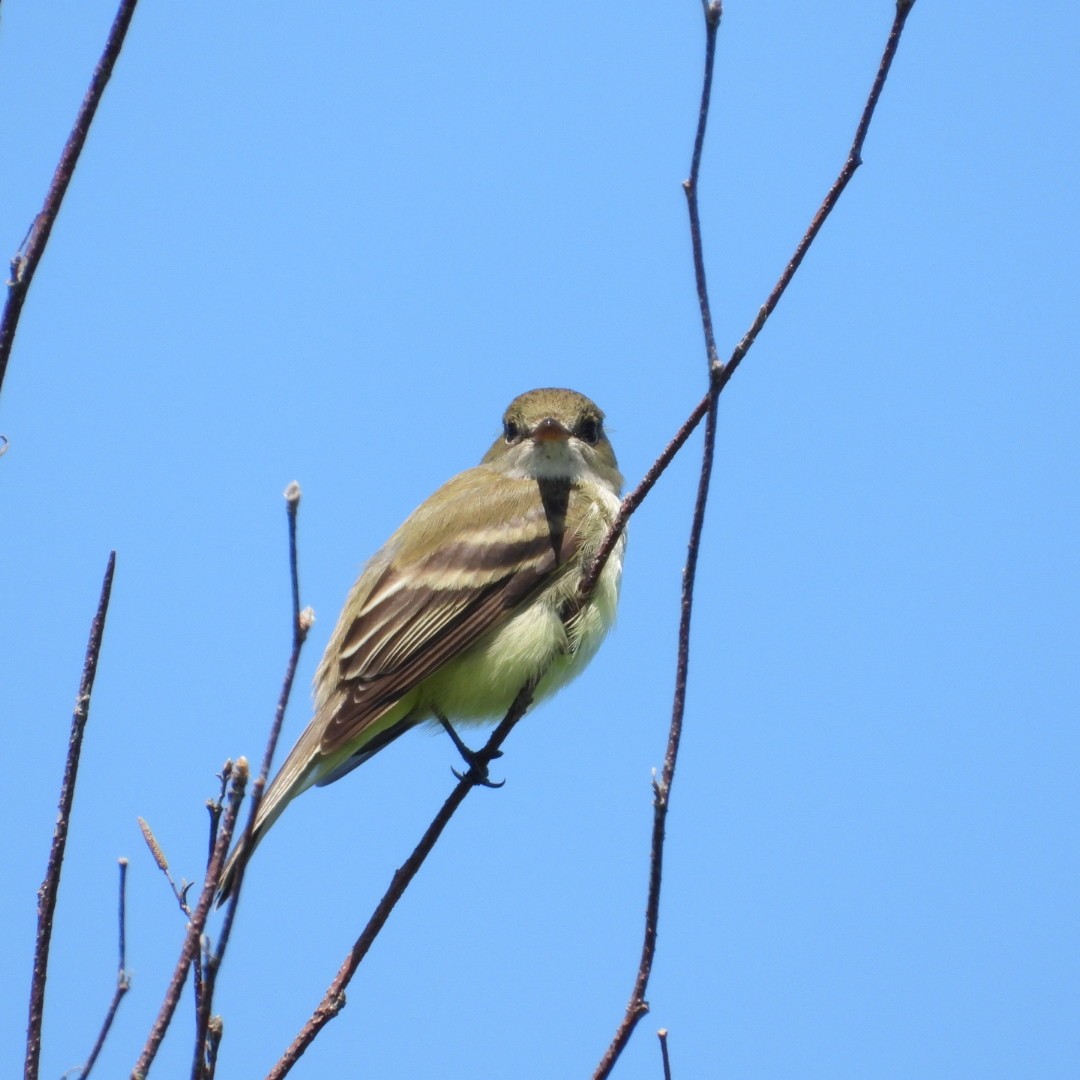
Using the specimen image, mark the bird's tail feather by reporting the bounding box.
[215,749,319,905]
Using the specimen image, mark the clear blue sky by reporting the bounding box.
[2,2,1077,1077]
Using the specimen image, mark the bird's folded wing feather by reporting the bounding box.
[318,472,580,757]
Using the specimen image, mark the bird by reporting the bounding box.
[217,387,625,901]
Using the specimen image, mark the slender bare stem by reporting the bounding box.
[0,0,140,399]
[77,859,131,1079]
[24,552,115,1080]
[595,1,916,1074]
[658,1028,672,1080]
[205,763,233,868]
[130,760,248,1080]
[266,680,537,1080]
[585,1,917,602]
[596,391,721,1077]
[595,9,722,1068]
[189,484,310,1077]
[214,482,308,915]
[580,389,711,600]
[721,0,917,384]
[685,8,722,370]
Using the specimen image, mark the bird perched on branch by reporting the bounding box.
[218,387,625,901]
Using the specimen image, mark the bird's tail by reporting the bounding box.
[214,695,410,904]
[215,750,318,905]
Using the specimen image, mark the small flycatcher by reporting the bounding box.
[218,388,625,899]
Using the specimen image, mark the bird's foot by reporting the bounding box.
[436,713,505,788]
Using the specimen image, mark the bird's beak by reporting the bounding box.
[531,417,570,443]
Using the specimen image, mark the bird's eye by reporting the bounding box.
[578,416,601,445]
[504,419,520,442]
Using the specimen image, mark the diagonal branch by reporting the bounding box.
[0,0,141,400]
[721,0,917,384]
[583,0,917,603]
[24,551,116,1080]
[265,680,538,1080]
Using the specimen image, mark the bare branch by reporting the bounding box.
[684,1,723,370]
[130,759,249,1080]
[24,551,116,1080]
[585,1,917,601]
[595,4,722,1067]
[580,388,711,601]
[205,762,234,868]
[721,0,917,384]
[76,858,131,1079]
[190,483,310,1077]
[595,1,917,1074]
[0,0,141,400]
[266,680,538,1080]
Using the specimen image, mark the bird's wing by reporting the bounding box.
[317,469,580,757]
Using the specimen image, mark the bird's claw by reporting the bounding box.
[451,762,506,789]
[437,713,505,788]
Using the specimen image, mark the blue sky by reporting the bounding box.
[2,2,1077,1077]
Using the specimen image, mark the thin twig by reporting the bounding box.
[24,552,116,1080]
[658,1028,672,1080]
[685,3,723,370]
[266,680,537,1080]
[215,482,308,914]
[130,760,249,1080]
[580,389,711,601]
[593,2,916,1074]
[583,0,916,601]
[721,0,917,384]
[595,9,722,1068]
[205,762,234,868]
[0,0,140,400]
[596,393,721,1078]
[77,858,131,1078]
[190,484,310,1078]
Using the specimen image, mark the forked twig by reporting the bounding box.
[594,1,917,1074]
[76,859,132,1079]
[583,0,917,599]
[24,552,116,1080]
[190,483,311,1077]
[0,0,140,400]
[130,760,248,1080]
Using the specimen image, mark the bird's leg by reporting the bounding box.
[435,712,505,789]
